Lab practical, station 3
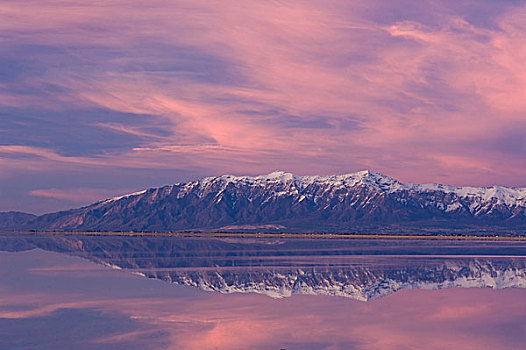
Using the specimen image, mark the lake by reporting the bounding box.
[1,233,526,349]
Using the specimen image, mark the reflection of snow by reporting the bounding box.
[137,259,526,301]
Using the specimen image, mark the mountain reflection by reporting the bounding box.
[1,234,526,301]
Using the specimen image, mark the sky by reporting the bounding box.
[1,0,526,214]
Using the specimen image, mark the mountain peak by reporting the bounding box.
[256,171,296,182]
[352,170,401,189]
[265,170,289,177]
[354,169,373,177]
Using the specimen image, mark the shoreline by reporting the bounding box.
[1,231,526,241]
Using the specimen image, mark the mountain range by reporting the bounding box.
[2,170,526,234]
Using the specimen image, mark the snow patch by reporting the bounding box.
[101,190,147,204]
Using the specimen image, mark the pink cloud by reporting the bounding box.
[29,188,114,202]
[106,289,526,349]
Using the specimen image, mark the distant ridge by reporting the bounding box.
[0,211,36,230]
[2,171,526,234]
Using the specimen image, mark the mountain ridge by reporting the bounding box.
[102,170,526,206]
[2,170,526,234]
[0,211,37,230]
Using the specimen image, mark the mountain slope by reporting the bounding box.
[0,212,36,230]
[4,170,526,233]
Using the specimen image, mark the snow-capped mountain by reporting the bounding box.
[4,170,526,233]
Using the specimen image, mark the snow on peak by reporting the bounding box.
[194,170,526,206]
[99,170,526,207]
[406,181,526,206]
[100,190,147,204]
[255,171,296,182]
[352,170,402,188]
[197,171,298,187]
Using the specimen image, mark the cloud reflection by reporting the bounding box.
[1,248,526,349]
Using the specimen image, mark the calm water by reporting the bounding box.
[1,234,526,349]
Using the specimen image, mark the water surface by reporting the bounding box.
[1,234,526,349]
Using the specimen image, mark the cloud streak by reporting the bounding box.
[29,188,118,203]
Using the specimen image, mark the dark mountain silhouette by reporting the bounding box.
[0,211,36,230]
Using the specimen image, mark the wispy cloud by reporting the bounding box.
[29,188,115,202]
